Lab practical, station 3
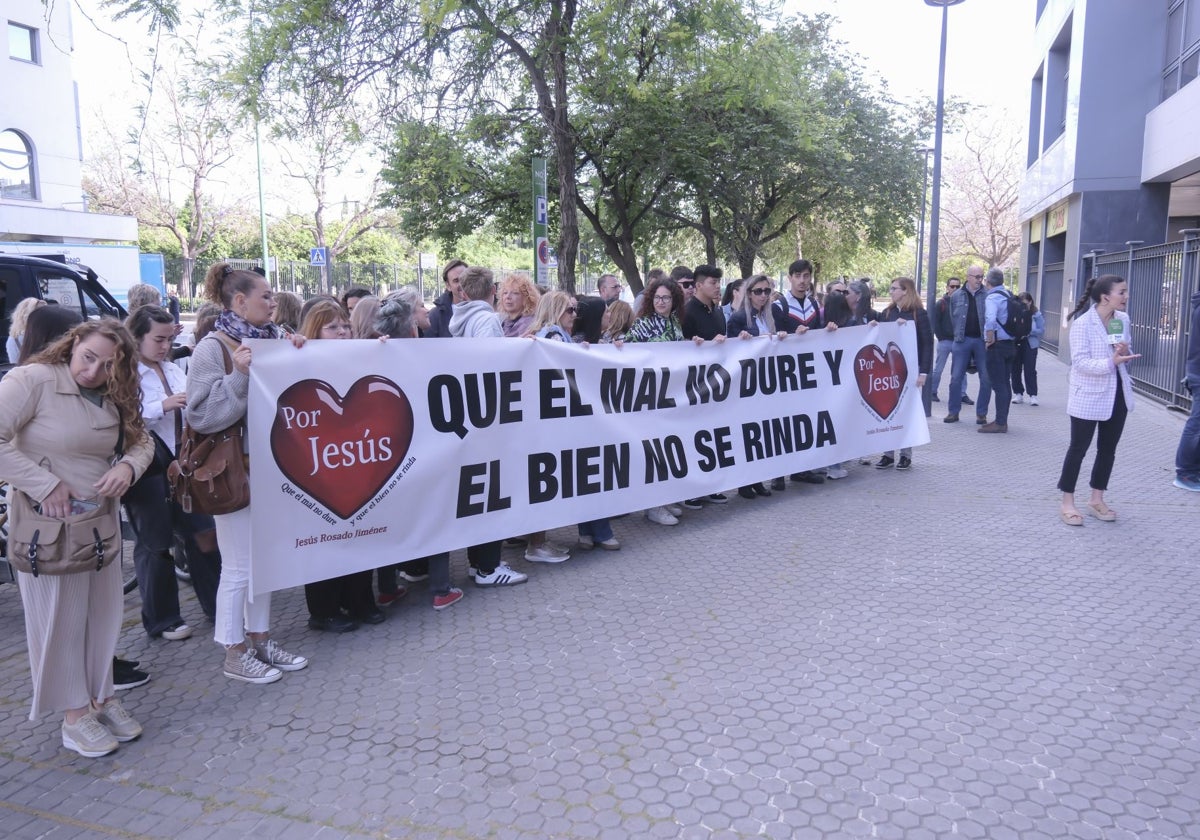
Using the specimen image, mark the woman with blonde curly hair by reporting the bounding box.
[6,296,46,363]
[497,272,541,337]
[0,319,155,757]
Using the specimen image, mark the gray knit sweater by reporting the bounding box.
[185,334,250,434]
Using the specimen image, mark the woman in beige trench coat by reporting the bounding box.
[0,319,154,758]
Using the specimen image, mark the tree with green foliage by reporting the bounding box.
[658,19,923,279]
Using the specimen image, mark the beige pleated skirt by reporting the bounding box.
[17,558,122,721]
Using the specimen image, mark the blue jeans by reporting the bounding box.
[1176,379,1200,479]
[949,337,991,416]
[930,339,953,396]
[578,519,614,542]
[986,340,1016,426]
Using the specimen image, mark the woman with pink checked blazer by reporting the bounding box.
[1056,275,1139,526]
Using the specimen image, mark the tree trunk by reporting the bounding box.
[551,37,578,293]
[737,249,756,280]
[180,256,195,299]
[700,203,717,267]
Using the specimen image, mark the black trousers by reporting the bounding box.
[124,472,221,631]
[1057,385,1128,493]
[305,571,377,620]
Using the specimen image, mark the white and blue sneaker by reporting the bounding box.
[474,563,528,587]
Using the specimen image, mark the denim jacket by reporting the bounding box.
[1027,310,1045,350]
[949,286,989,342]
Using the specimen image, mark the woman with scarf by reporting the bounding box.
[186,263,308,685]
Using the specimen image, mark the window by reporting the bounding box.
[7,22,38,63]
[1043,18,1071,151]
[0,130,37,200]
[1164,0,1200,100]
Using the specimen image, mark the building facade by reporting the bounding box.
[1,0,135,244]
[1020,0,1200,373]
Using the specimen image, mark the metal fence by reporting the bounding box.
[1084,232,1200,411]
[1038,261,1065,353]
[164,257,601,311]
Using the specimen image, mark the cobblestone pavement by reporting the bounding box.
[1,354,1198,840]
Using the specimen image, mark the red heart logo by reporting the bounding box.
[853,342,909,421]
[270,376,414,520]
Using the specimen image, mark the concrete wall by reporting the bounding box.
[0,0,133,243]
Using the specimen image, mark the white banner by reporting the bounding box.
[246,323,929,594]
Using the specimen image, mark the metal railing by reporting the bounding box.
[1039,261,1065,353]
[163,257,597,311]
[1084,232,1199,411]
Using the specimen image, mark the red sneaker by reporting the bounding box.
[377,586,408,607]
[432,588,464,611]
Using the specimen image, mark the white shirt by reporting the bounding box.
[138,359,188,451]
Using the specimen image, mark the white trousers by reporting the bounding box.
[212,506,271,646]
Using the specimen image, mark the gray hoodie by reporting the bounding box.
[449,300,503,338]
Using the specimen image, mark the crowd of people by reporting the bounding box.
[0,253,1171,761]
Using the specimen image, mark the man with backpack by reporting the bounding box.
[980,268,1027,433]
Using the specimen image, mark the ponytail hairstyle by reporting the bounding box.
[203,262,262,309]
[1068,274,1124,321]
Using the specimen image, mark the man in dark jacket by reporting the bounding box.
[425,259,468,337]
[930,277,960,401]
[1175,291,1200,491]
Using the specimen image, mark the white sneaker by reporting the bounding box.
[825,465,849,480]
[524,545,569,563]
[646,506,678,526]
[62,712,118,758]
[474,563,528,587]
[665,504,683,516]
[93,697,142,742]
[161,622,192,641]
[1012,394,1024,404]
[1029,395,1039,406]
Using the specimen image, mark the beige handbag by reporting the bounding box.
[7,491,120,577]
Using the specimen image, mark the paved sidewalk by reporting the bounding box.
[1,354,1198,840]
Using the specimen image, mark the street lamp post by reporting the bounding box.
[914,146,934,295]
[923,0,966,318]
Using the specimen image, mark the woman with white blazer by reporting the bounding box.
[1057,275,1140,526]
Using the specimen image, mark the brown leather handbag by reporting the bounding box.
[168,335,250,516]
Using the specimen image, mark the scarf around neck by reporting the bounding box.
[215,309,283,342]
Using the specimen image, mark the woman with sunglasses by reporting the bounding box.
[727,274,789,341]
[519,291,578,560]
[727,275,789,498]
[525,291,578,342]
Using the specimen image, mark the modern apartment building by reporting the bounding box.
[1,0,135,243]
[1020,0,1200,383]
